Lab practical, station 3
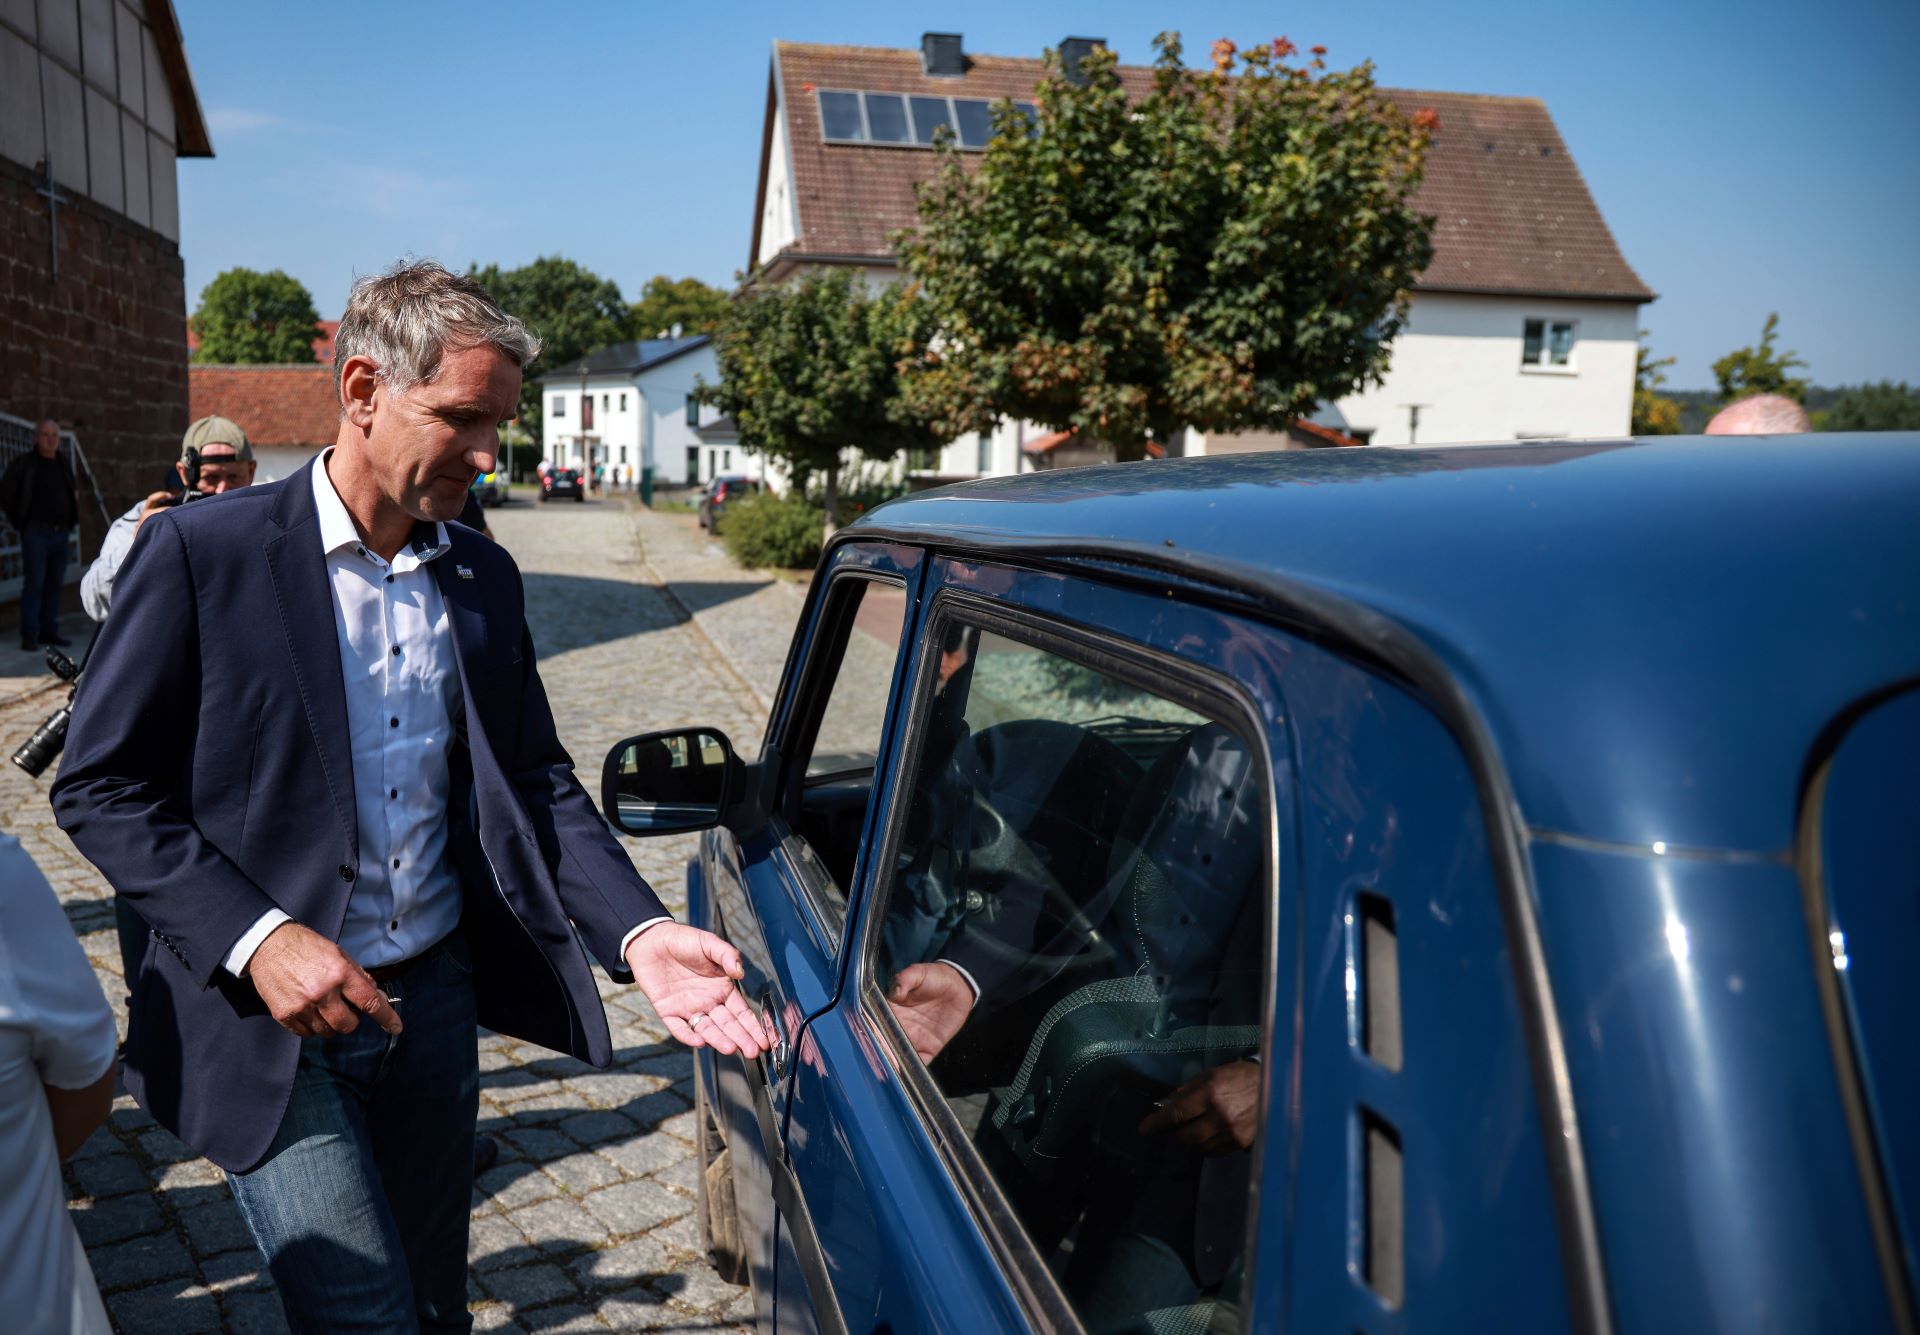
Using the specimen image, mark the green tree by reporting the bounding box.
[1816,381,1920,432]
[630,275,732,339]
[1631,330,1682,435]
[696,270,941,527]
[467,256,630,440]
[1712,312,1809,404]
[897,35,1435,462]
[189,268,323,364]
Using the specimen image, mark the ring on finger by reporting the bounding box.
[690,1012,707,1028]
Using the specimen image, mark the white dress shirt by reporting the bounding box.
[224,454,668,977]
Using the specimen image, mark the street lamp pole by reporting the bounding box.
[579,364,591,486]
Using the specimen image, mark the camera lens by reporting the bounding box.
[9,705,70,778]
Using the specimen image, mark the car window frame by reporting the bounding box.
[849,584,1284,1332]
[767,566,915,952]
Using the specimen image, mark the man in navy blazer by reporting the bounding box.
[52,261,765,1333]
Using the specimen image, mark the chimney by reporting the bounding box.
[921,32,964,78]
[1060,36,1106,85]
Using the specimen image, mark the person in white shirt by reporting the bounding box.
[80,415,257,623]
[0,833,117,1335]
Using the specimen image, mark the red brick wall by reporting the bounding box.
[1,154,190,527]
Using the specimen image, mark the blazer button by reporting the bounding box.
[340,864,356,882]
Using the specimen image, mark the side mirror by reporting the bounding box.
[601,727,739,836]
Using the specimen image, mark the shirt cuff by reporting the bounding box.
[224,909,292,977]
[935,959,982,1005]
[618,916,675,966]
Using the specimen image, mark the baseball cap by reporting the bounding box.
[182,415,253,462]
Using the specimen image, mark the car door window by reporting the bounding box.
[783,576,909,910]
[872,613,1271,1333]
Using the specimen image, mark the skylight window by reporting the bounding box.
[865,93,911,142]
[816,89,1037,149]
[818,90,864,141]
[953,98,993,147]
[911,96,954,144]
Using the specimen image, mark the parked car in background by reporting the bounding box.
[470,468,509,506]
[541,467,584,503]
[697,474,761,531]
[600,437,1920,1333]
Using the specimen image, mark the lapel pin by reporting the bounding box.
[456,565,474,580]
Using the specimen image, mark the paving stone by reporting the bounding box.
[668,1258,750,1313]
[598,1132,691,1180]
[568,1234,677,1293]
[152,1156,227,1192]
[469,1303,525,1333]
[512,1303,603,1333]
[656,1109,698,1142]
[651,1154,701,1196]
[544,1148,624,1196]
[558,1110,638,1146]
[110,1104,156,1132]
[89,1230,196,1290]
[69,1190,166,1246]
[597,1285,700,1332]
[105,1280,223,1334]
[70,1149,149,1198]
[198,1250,271,1292]
[627,1051,694,1082]
[224,1289,293,1334]
[508,1088,593,1123]
[137,1127,195,1163]
[508,1196,605,1255]
[479,1163,560,1210]
[179,1198,253,1254]
[504,1125,579,1162]
[470,1211,533,1272]
[580,1179,692,1236]
[652,1213,703,1254]
[71,1124,127,1160]
[479,1260,579,1307]
[621,1088,692,1132]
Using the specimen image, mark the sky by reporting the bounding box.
[174,0,1920,389]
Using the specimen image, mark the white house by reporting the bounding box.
[747,35,1654,473]
[535,336,721,488]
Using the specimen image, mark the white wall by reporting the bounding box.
[1297,292,1641,447]
[635,344,720,486]
[756,108,799,271]
[540,373,643,476]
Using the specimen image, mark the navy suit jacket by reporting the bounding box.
[51,459,667,1171]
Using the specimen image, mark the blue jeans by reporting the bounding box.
[19,525,69,641]
[227,934,479,1334]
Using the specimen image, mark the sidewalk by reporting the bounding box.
[625,504,808,717]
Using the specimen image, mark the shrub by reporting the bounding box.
[721,492,825,569]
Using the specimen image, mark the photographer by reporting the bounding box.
[80,416,257,622]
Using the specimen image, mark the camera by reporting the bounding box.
[10,644,83,777]
[158,446,205,508]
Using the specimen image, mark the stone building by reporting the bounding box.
[1,0,210,615]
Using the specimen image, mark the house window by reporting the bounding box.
[976,434,992,473]
[602,393,610,412]
[686,394,700,428]
[723,449,732,469]
[619,446,628,464]
[619,393,627,411]
[582,397,595,430]
[552,395,567,418]
[1522,319,1577,370]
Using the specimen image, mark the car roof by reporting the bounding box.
[845,435,1920,854]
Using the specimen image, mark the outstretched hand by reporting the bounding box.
[625,923,766,1058]
[887,962,975,1064]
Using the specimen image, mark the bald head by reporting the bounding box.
[1705,394,1811,436]
[33,419,60,458]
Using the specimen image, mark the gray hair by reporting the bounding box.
[333,259,540,405]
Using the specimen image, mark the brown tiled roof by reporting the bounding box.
[761,42,1652,303]
[188,365,338,450]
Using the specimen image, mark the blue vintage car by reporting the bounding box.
[601,437,1920,1333]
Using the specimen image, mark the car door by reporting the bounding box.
[776,556,1295,1333]
[696,540,925,1332]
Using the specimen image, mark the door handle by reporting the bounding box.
[759,990,791,1080]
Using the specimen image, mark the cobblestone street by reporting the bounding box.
[0,492,806,1333]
